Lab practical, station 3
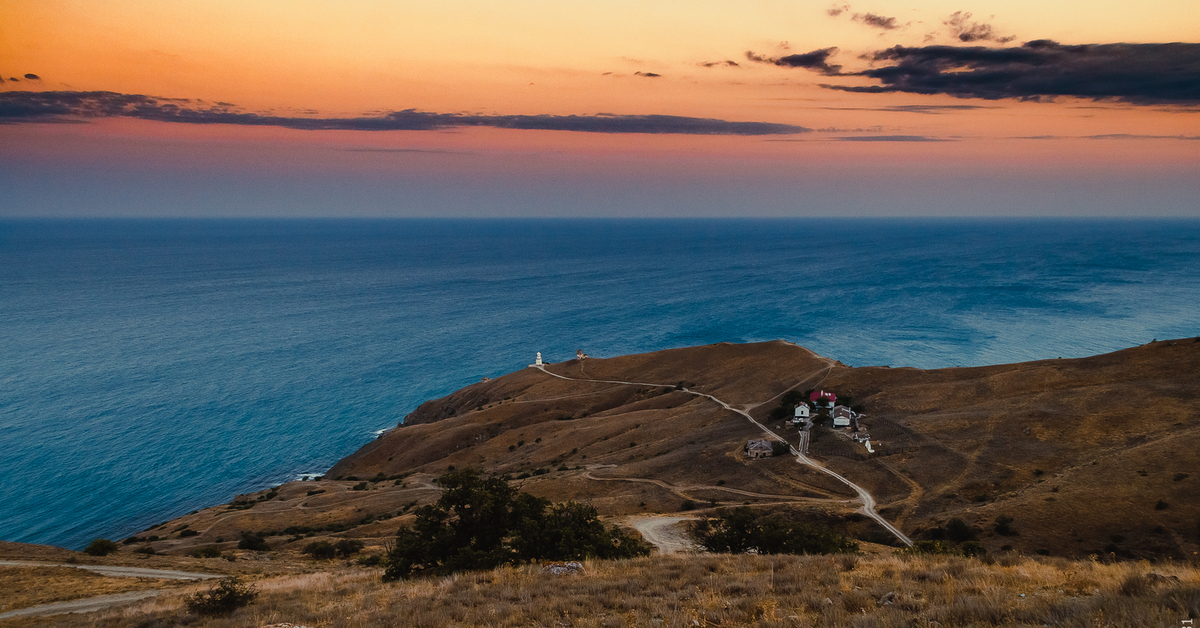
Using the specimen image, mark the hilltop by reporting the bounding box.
[91,336,1200,563]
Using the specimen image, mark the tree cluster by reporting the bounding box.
[691,507,859,555]
[382,468,651,580]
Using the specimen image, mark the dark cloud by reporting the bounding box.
[817,104,994,114]
[834,135,951,142]
[699,60,739,68]
[944,11,1013,43]
[824,41,1200,105]
[0,90,809,136]
[6,77,17,82]
[746,47,841,75]
[853,13,898,30]
[24,73,41,80]
[633,71,662,78]
[827,3,850,17]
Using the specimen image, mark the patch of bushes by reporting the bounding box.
[302,541,336,559]
[184,577,257,616]
[352,482,369,491]
[84,539,118,556]
[383,468,651,580]
[189,546,222,558]
[945,518,976,543]
[237,531,270,551]
[994,515,1018,536]
[179,529,200,538]
[690,507,858,555]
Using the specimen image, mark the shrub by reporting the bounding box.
[179,529,200,538]
[383,468,650,580]
[133,545,156,555]
[84,539,119,556]
[1155,500,1170,510]
[994,515,1018,536]
[352,482,368,491]
[945,518,975,543]
[302,541,336,559]
[960,541,987,557]
[691,507,858,555]
[680,500,697,511]
[237,531,270,551]
[184,577,258,616]
[335,539,365,557]
[189,546,222,558]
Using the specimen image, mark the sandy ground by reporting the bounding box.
[626,516,698,554]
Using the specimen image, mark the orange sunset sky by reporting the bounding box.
[2,0,1198,216]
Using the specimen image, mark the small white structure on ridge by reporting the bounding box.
[531,351,542,367]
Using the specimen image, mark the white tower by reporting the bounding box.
[535,352,543,366]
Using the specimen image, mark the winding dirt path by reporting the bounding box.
[0,561,219,620]
[0,560,218,580]
[534,364,912,547]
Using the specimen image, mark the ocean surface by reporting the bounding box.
[2,218,1198,549]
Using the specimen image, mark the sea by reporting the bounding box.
[2,218,1198,550]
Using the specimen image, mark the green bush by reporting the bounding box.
[189,546,222,558]
[335,539,365,557]
[994,515,1018,536]
[179,529,200,538]
[237,531,270,551]
[690,507,858,555]
[383,468,650,580]
[184,577,257,616]
[945,518,976,542]
[84,539,119,556]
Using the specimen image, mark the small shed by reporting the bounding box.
[746,439,775,459]
[793,403,810,421]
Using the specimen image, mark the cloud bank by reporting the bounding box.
[826,41,1200,105]
[0,91,810,136]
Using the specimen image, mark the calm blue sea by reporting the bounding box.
[2,218,1198,549]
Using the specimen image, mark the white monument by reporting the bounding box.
[530,351,543,368]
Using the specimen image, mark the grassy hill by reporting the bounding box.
[89,337,1200,563]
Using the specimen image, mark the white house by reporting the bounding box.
[793,402,810,422]
[832,405,855,428]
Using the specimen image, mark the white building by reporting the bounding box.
[793,402,810,422]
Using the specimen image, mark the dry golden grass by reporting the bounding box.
[0,566,191,613]
[5,553,1197,628]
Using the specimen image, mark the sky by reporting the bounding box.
[2,0,1198,217]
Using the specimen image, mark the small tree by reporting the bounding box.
[84,539,119,556]
[184,577,257,616]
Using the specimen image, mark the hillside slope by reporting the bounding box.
[119,338,1199,561]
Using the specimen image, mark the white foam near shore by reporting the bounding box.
[295,473,324,481]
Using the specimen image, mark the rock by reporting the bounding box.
[878,591,897,605]
[541,561,585,576]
